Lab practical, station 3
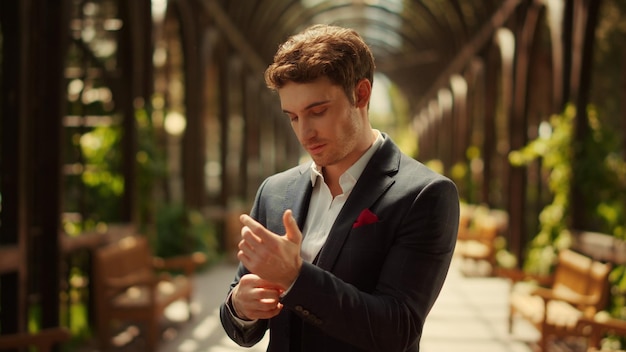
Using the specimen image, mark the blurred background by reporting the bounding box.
[1,0,626,351]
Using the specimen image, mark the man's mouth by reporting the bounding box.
[306,143,325,155]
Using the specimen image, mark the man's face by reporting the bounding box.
[278,77,368,171]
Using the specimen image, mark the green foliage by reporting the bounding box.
[463,145,482,204]
[510,103,626,326]
[135,107,167,234]
[63,123,125,237]
[79,126,125,198]
[575,107,626,238]
[509,105,576,274]
[153,203,220,269]
[449,145,483,204]
[509,104,626,274]
[135,107,220,267]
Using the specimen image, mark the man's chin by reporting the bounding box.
[312,157,341,169]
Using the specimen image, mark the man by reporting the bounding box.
[220,24,459,352]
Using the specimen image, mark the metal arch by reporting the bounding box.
[205,0,508,111]
[264,2,452,78]
[433,0,471,43]
[226,0,466,60]
[234,0,300,59]
[283,1,447,50]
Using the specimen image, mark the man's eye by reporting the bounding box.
[287,114,298,122]
[310,107,327,116]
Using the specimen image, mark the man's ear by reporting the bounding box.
[355,79,372,108]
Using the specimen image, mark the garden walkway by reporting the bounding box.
[155,256,540,352]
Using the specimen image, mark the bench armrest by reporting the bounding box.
[577,315,626,335]
[532,286,599,307]
[496,267,554,286]
[152,252,207,275]
[576,314,626,349]
[105,271,159,290]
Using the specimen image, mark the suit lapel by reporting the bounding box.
[286,163,313,230]
[315,136,400,270]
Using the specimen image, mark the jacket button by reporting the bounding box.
[295,305,303,312]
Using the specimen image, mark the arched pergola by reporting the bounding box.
[1,0,625,347]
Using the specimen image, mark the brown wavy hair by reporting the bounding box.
[264,24,375,105]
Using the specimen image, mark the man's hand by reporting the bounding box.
[238,209,303,290]
[232,274,283,320]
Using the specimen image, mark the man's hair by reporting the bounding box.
[264,24,375,105]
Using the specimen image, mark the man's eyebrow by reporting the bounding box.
[282,100,330,114]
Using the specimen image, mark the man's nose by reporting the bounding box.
[299,118,316,139]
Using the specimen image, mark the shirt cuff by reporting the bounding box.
[280,270,301,299]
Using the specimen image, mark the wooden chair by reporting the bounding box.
[576,314,626,351]
[0,327,71,352]
[501,248,613,351]
[93,235,206,351]
[456,205,508,275]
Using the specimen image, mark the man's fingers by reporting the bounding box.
[254,277,285,292]
[235,275,284,319]
[240,214,271,239]
[237,213,303,289]
[240,274,283,292]
[237,227,256,262]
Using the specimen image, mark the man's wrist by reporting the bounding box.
[282,260,302,292]
[280,263,302,298]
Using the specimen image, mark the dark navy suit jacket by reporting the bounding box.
[220,134,459,351]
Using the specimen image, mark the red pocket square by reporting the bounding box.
[353,209,378,228]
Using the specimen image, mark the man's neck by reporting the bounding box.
[322,168,343,198]
[322,129,379,197]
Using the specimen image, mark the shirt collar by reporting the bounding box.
[309,130,384,187]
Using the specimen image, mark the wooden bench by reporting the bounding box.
[0,327,71,352]
[455,204,508,275]
[501,248,613,351]
[576,313,626,351]
[93,235,206,351]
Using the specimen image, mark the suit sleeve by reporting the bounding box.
[280,177,459,351]
[219,263,269,347]
[219,179,271,347]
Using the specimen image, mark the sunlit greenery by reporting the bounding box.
[575,108,626,238]
[136,107,220,265]
[510,103,626,336]
[62,123,125,236]
[79,126,124,210]
[153,203,219,268]
[509,104,626,272]
[509,105,575,274]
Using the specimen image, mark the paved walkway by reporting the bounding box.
[157,257,539,352]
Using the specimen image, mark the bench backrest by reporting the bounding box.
[553,249,612,311]
[94,236,153,293]
[471,208,508,241]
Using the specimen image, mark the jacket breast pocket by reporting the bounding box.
[336,221,388,289]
